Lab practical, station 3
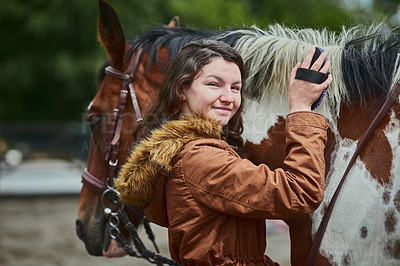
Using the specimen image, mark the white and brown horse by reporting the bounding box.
[235,24,400,265]
[76,1,400,265]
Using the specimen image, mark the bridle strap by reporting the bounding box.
[82,167,107,194]
[127,48,144,122]
[102,48,143,181]
[306,81,400,266]
[81,49,142,199]
[129,83,143,122]
[104,66,131,80]
[104,48,143,123]
[81,48,146,219]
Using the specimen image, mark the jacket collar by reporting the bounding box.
[114,115,223,208]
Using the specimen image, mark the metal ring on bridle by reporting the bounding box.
[101,188,124,210]
[109,214,120,227]
[109,158,118,167]
[105,177,114,189]
[110,226,121,240]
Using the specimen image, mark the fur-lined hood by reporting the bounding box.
[114,116,223,208]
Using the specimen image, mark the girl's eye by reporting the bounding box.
[208,82,219,87]
[231,86,241,91]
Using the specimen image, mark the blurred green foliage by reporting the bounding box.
[0,0,398,121]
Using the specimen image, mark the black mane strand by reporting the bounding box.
[342,26,400,107]
[126,26,242,74]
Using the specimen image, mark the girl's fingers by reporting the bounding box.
[320,74,333,89]
[301,47,330,73]
[320,60,331,74]
[301,47,316,69]
[310,52,327,72]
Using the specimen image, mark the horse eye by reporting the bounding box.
[87,113,102,128]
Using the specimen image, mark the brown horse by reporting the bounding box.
[75,0,166,256]
[76,0,400,265]
[75,0,235,259]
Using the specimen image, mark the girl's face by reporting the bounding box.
[180,57,242,126]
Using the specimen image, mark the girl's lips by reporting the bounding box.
[212,107,232,115]
[213,107,232,112]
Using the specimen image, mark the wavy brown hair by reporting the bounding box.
[138,39,246,149]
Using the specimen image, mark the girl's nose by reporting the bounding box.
[219,87,234,102]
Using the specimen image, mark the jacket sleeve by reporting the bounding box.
[181,111,328,220]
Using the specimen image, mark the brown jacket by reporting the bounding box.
[115,112,328,265]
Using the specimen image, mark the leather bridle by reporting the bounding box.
[81,49,143,216]
[80,50,180,265]
[82,49,143,198]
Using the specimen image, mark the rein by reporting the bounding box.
[81,49,180,265]
[306,81,400,266]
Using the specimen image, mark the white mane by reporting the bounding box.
[231,23,400,117]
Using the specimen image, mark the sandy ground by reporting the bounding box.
[0,196,290,266]
[0,159,290,266]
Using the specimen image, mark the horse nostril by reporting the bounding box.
[75,219,86,241]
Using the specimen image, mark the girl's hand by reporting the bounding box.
[289,47,332,113]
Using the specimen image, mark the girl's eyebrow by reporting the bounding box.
[205,75,242,85]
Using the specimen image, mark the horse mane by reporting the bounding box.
[96,26,242,90]
[232,23,400,116]
[99,23,400,117]
[343,25,400,106]
[126,26,242,74]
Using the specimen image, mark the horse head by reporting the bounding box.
[75,0,173,257]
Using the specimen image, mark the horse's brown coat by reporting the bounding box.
[243,116,286,169]
[337,103,393,185]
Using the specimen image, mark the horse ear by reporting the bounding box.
[97,0,126,70]
[167,16,180,28]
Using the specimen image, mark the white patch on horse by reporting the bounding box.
[242,97,332,144]
[242,97,289,144]
[311,111,400,265]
